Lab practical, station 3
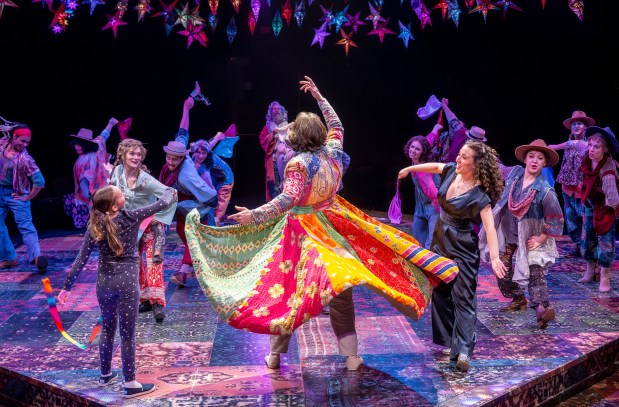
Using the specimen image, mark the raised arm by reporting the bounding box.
[179,97,194,133]
[300,76,343,140]
[398,162,445,179]
[441,98,457,122]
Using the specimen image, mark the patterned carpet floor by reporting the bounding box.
[0,215,618,406]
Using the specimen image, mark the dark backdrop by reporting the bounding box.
[1,0,618,230]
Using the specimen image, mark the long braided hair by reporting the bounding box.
[88,186,124,256]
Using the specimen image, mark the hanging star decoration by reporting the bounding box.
[331,5,349,33]
[447,0,460,26]
[568,0,584,21]
[177,21,208,47]
[368,19,395,44]
[306,0,314,7]
[281,0,292,25]
[250,0,260,21]
[294,0,305,27]
[226,16,237,44]
[32,0,53,12]
[0,0,19,20]
[272,10,283,37]
[463,0,474,9]
[189,5,206,26]
[66,0,79,11]
[432,0,449,20]
[374,0,383,7]
[49,3,69,32]
[469,0,498,23]
[135,0,152,22]
[365,3,385,30]
[311,21,330,48]
[208,0,218,16]
[116,0,129,19]
[230,0,240,13]
[175,2,191,27]
[540,0,546,9]
[208,11,218,30]
[101,12,128,38]
[83,0,104,15]
[397,20,414,48]
[153,0,179,26]
[496,0,522,19]
[319,5,334,27]
[248,9,256,34]
[344,11,365,33]
[411,0,432,30]
[336,29,357,56]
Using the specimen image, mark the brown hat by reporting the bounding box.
[163,141,188,157]
[563,111,595,129]
[514,139,560,167]
[465,126,487,142]
[69,128,97,145]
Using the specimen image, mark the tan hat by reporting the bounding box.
[163,141,188,157]
[514,139,560,167]
[69,128,97,145]
[563,111,595,129]
[465,126,487,142]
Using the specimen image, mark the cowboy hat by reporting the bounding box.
[69,128,98,145]
[465,126,487,142]
[584,126,619,156]
[563,111,595,129]
[514,139,560,167]
[163,141,188,157]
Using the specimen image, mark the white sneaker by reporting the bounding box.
[346,355,363,371]
[265,353,280,369]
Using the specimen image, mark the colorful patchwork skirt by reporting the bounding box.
[185,195,458,335]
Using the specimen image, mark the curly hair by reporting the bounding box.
[287,112,327,153]
[404,135,436,163]
[112,138,149,175]
[587,134,609,154]
[88,186,123,257]
[464,140,504,204]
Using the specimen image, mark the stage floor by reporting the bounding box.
[0,215,618,406]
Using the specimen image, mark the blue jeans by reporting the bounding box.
[0,186,41,262]
[562,191,584,245]
[413,201,439,249]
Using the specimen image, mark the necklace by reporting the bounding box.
[456,176,474,190]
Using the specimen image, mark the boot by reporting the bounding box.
[599,268,611,293]
[578,262,597,283]
[500,296,527,312]
[536,304,555,329]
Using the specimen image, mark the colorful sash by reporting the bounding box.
[42,278,102,350]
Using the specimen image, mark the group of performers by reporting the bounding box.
[1,79,618,397]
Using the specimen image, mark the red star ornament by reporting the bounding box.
[101,12,128,38]
[178,21,208,47]
[0,0,18,20]
[336,28,358,57]
[49,3,69,30]
[368,20,395,44]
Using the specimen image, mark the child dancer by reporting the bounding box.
[57,185,176,398]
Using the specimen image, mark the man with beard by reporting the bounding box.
[259,101,296,201]
[0,124,48,273]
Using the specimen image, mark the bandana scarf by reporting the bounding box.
[580,154,609,204]
[507,176,538,220]
[159,161,182,188]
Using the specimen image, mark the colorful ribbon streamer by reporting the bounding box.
[42,278,102,350]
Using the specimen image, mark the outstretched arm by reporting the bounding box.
[398,162,445,179]
[179,97,194,131]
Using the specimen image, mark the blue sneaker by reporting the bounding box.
[98,372,118,387]
[124,383,156,398]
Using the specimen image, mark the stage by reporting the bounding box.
[0,214,618,406]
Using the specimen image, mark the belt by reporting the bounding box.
[440,211,473,231]
[290,198,334,214]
